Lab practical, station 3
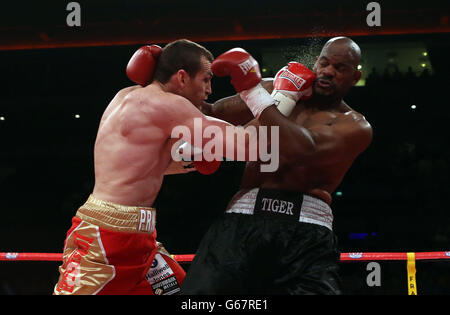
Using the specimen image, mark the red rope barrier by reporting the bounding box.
[340,251,450,261]
[1,251,449,262]
[0,252,63,261]
[3,251,447,295]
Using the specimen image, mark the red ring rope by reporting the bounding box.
[2,250,449,295]
[1,251,449,262]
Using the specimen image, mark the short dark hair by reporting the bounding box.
[153,39,214,84]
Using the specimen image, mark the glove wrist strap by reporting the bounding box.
[271,90,297,117]
[239,84,276,118]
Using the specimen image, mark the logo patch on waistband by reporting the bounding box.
[138,209,155,233]
[254,188,303,221]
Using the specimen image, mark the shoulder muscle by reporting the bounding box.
[307,111,372,165]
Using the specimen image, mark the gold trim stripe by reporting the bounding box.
[76,195,156,233]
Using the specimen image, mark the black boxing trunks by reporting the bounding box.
[181,188,342,295]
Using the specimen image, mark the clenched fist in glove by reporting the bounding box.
[211,48,275,118]
[126,45,162,86]
[271,62,316,116]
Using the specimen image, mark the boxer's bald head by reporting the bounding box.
[321,37,361,69]
[312,37,362,102]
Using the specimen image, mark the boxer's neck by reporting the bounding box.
[153,80,177,94]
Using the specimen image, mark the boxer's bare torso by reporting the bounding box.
[240,100,371,205]
[203,38,372,205]
[92,85,180,206]
[91,64,244,207]
[205,79,371,205]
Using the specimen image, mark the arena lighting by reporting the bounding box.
[75,114,80,118]
[411,105,417,110]
[422,52,428,57]
[0,116,5,121]
[336,191,343,196]
[357,65,362,70]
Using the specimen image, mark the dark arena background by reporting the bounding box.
[0,0,449,296]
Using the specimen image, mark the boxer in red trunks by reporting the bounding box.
[54,39,252,295]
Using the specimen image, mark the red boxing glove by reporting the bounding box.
[126,45,162,86]
[271,62,316,116]
[273,62,316,102]
[211,48,262,93]
[212,48,275,118]
[193,160,222,175]
[177,142,222,175]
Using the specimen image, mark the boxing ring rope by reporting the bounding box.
[2,251,449,295]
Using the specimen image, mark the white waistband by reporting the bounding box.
[225,188,333,230]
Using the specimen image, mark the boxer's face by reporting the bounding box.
[182,56,213,107]
[312,43,361,100]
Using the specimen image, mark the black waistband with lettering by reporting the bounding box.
[253,188,304,222]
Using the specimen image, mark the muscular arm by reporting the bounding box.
[161,94,256,161]
[258,106,373,166]
[202,78,274,126]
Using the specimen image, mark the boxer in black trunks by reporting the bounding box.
[181,37,373,294]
